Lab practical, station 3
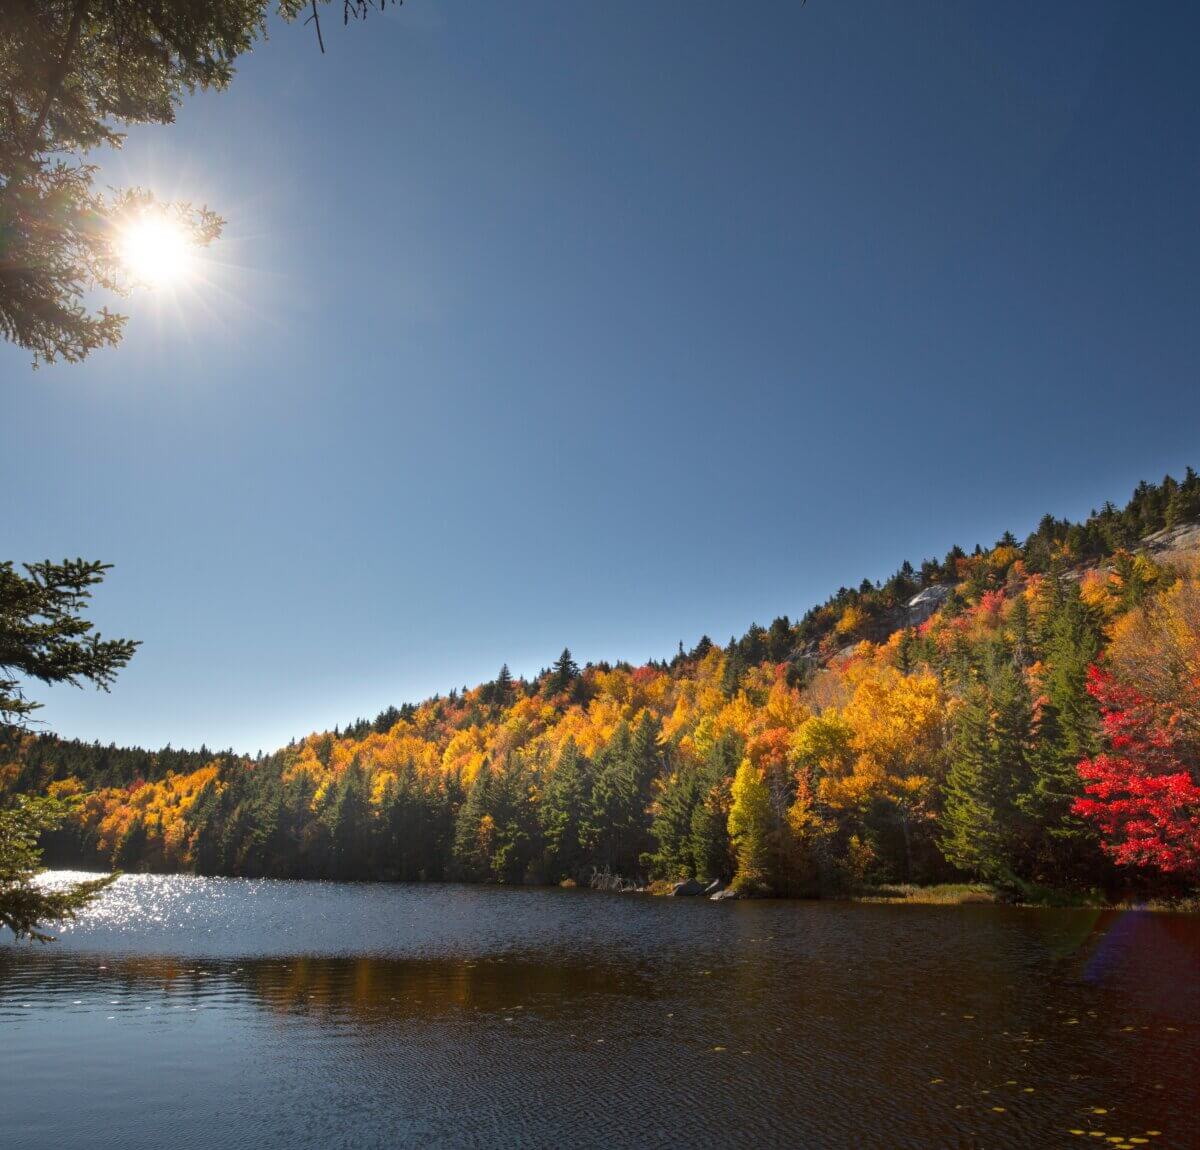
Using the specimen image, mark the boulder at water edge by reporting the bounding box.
[670,878,706,897]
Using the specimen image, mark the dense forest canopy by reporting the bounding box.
[4,468,1199,899]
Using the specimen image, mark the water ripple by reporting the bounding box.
[2,874,1197,1149]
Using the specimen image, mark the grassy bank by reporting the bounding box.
[852,882,1200,912]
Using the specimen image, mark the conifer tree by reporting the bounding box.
[1,559,135,938]
[1008,594,1032,666]
[648,770,700,880]
[940,683,1014,883]
[326,758,372,880]
[485,755,538,883]
[588,720,660,879]
[689,732,739,882]
[545,648,580,696]
[541,739,593,881]
[0,795,117,941]
[721,639,747,697]
[1020,577,1103,882]
[453,760,493,879]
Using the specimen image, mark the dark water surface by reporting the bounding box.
[1,875,1197,1149]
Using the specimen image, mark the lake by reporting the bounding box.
[1,875,1197,1149]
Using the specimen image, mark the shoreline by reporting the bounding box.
[38,868,1200,915]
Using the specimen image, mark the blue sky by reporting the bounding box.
[4,1,1199,753]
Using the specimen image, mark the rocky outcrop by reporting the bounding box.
[710,887,739,901]
[905,584,953,626]
[670,878,706,897]
[1142,520,1200,560]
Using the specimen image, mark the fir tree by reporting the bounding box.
[545,648,580,696]
[1019,578,1103,883]
[940,685,1006,881]
[326,758,373,880]
[453,760,494,879]
[495,663,514,705]
[541,739,593,881]
[648,769,700,880]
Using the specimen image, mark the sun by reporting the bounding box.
[116,211,196,287]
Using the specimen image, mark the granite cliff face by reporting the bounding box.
[1142,520,1200,561]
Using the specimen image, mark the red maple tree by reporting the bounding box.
[1074,666,1200,877]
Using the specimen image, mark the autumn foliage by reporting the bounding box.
[1074,668,1200,876]
[4,470,1199,898]
[1072,569,1200,883]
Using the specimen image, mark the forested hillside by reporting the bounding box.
[5,469,1200,899]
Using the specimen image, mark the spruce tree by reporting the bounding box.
[545,648,580,696]
[326,758,372,880]
[591,724,640,876]
[940,685,1008,881]
[453,760,493,879]
[494,663,514,705]
[541,739,592,881]
[1020,578,1103,884]
[1,559,135,937]
[1009,594,1032,667]
[689,732,739,882]
[721,638,747,697]
[648,770,700,880]
[486,755,538,883]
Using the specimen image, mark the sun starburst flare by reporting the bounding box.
[115,209,199,288]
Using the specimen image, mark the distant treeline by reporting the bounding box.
[4,469,1198,898]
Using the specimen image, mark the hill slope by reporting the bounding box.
[4,469,1199,899]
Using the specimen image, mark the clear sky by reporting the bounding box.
[4,1,1199,754]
